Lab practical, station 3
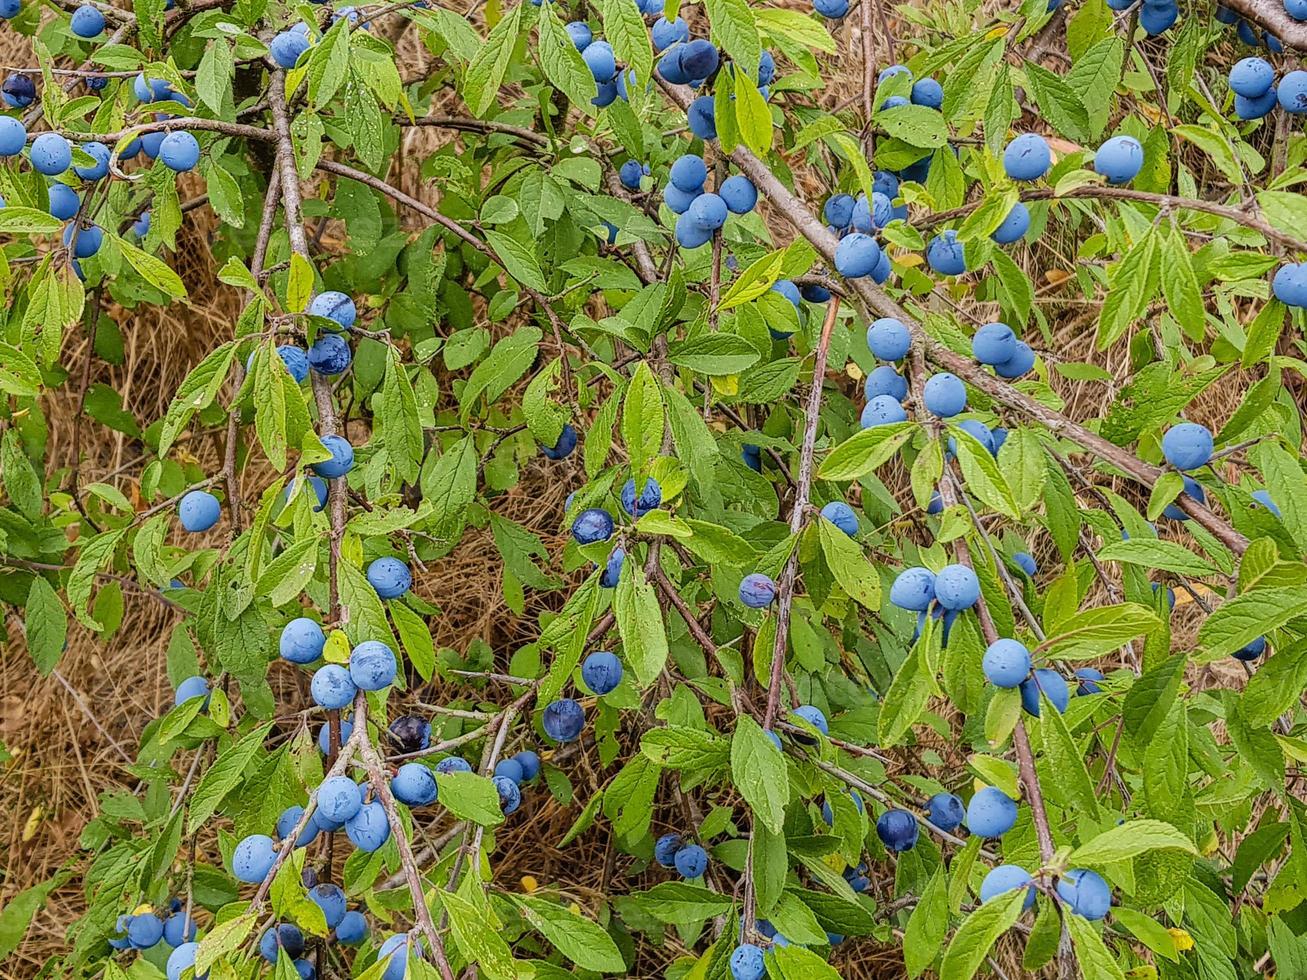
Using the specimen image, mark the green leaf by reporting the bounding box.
[24,575,66,676]
[159,342,238,457]
[255,537,318,607]
[0,342,41,397]
[434,770,504,826]
[1065,904,1127,980]
[668,333,761,375]
[442,890,517,980]
[994,427,1046,512]
[767,943,842,980]
[1023,61,1090,142]
[515,896,626,972]
[0,875,64,962]
[189,723,275,833]
[953,428,1021,519]
[195,912,257,973]
[1173,124,1244,185]
[876,104,950,149]
[1041,603,1160,660]
[702,0,760,87]
[1096,538,1218,577]
[818,422,916,480]
[1039,692,1099,818]
[462,4,524,116]
[1065,36,1122,139]
[196,38,233,114]
[391,600,436,681]
[627,882,733,923]
[938,889,1027,980]
[730,715,788,833]
[1068,819,1197,865]
[381,346,424,485]
[1160,225,1204,337]
[817,518,880,611]
[903,868,948,978]
[118,234,186,299]
[538,0,598,112]
[734,75,772,155]
[615,563,669,688]
[1198,586,1307,657]
[1095,228,1158,349]
[622,361,664,478]
[67,529,125,631]
[600,0,651,100]
[485,228,548,292]
[878,642,933,746]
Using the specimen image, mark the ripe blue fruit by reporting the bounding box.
[990,201,1032,245]
[233,833,278,882]
[687,191,728,232]
[389,715,430,753]
[319,775,364,822]
[741,444,762,472]
[346,800,391,851]
[966,787,1017,837]
[980,865,1035,908]
[1,74,34,107]
[1074,667,1104,695]
[861,394,908,428]
[1139,1,1176,32]
[1162,474,1206,520]
[1251,489,1281,517]
[1056,868,1111,919]
[379,934,423,980]
[1162,422,1213,470]
[0,116,25,156]
[654,833,683,866]
[1272,263,1307,307]
[669,154,708,193]
[127,913,164,948]
[159,131,200,172]
[73,141,110,180]
[1019,668,1069,716]
[1003,133,1051,181]
[867,316,911,360]
[983,639,1032,688]
[687,96,717,139]
[994,340,1035,378]
[926,792,964,830]
[310,663,356,709]
[1013,552,1036,576]
[543,698,585,742]
[167,942,204,980]
[283,476,329,513]
[62,220,103,258]
[308,290,357,330]
[308,333,352,375]
[729,943,765,980]
[771,278,801,310]
[877,64,912,83]
[619,159,645,190]
[923,372,966,417]
[139,132,165,160]
[824,193,855,229]
[513,750,541,781]
[593,79,618,108]
[890,567,935,611]
[367,556,412,599]
[493,774,522,814]
[926,230,966,275]
[163,911,196,946]
[1233,636,1266,661]
[876,809,919,851]
[312,434,354,478]
[950,419,995,458]
[271,29,311,68]
[1236,85,1279,119]
[494,758,524,784]
[651,16,688,50]
[582,650,623,694]
[565,20,592,50]
[910,77,943,108]
[336,910,368,944]
[317,718,353,755]
[834,232,881,278]
[276,804,319,847]
[435,755,472,775]
[309,883,347,928]
[572,507,615,544]
[757,49,775,86]
[934,563,979,609]
[820,501,858,536]
[70,4,106,36]
[678,39,719,79]
[657,47,691,85]
[1287,0,1307,17]
[674,843,708,878]
[738,572,777,608]
[864,365,907,401]
[174,675,209,706]
[719,175,757,213]
[178,489,221,531]
[1094,135,1144,184]
[793,704,829,737]
[664,182,699,215]
[1229,56,1274,97]
[971,322,1017,365]
[582,40,616,81]
[541,423,578,460]
[350,640,397,690]
[813,0,849,17]
[600,546,625,587]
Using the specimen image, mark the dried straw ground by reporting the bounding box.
[0,7,1281,979]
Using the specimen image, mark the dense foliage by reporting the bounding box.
[1,0,1306,975]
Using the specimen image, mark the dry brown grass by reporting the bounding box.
[0,6,1284,980]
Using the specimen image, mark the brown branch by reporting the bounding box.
[763,297,841,730]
